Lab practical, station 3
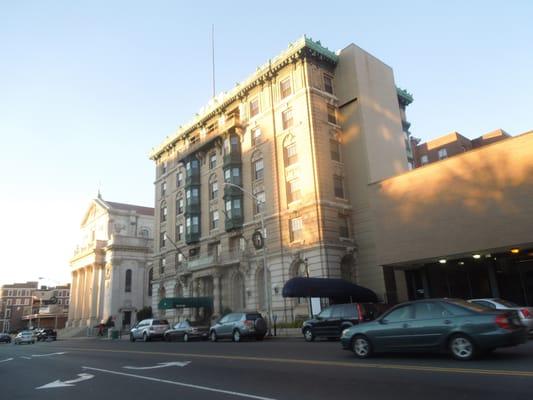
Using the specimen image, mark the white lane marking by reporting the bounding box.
[83,366,277,400]
[36,373,94,389]
[0,357,14,363]
[31,352,67,357]
[20,356,32,360]
[123,361,190,370]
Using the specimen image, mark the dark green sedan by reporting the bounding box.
[340,298,528,360]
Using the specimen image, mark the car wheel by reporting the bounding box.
[143,332,150,342]
[449,334,476,361]
[303,328,315,342]
[130,334,135,342]
[232,329,241,343]
[210,331,217,342]
[352,335,373,359]
[183,333,189,342]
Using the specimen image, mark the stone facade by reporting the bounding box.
[149,37,410,323]
[66,196,154,330]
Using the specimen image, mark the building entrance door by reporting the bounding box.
[123,311,131,330]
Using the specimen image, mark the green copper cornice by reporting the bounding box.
[397,87,414,106]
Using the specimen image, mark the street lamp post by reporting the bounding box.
[223,182,272,335]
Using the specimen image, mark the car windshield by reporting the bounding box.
[494,299,520,308]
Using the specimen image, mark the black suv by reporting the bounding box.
[36,328,57,341]
[302,303,388,342]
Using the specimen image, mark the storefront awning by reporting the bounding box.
[282,277,378,302]
[158,296,213,310]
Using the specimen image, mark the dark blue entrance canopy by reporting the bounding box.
[282,277,378,302]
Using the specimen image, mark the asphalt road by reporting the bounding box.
[2,336,533,400]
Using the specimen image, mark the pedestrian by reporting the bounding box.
[97,323,104,337]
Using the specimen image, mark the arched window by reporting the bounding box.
[340,254,355,282]
[125,269,132,293]
[283,135,298,167]
[148,268,153,296]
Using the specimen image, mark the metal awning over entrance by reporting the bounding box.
[158,297,214,310]
[282,277,378,302]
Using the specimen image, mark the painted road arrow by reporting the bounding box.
[0,358,14,363]
[31,352,67,357]
[123,361,191,370]
[36,373,94,389]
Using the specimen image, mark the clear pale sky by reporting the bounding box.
[1,1,531,287]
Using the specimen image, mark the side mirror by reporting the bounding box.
[379,319,387,325]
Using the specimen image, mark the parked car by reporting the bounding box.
[209,312,267,342]
[341,298,527,360]
[302,303,389,342]
[36,328,57,341]
[0,333,11,343]
[130,319,170,342]
[164,320,209,342]
[14,330,36,345]
[468,298,533,335]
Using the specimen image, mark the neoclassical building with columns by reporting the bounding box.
[66,195,154,330]
[149,36,413,323]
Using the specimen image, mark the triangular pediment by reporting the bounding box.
[79,198,110,227]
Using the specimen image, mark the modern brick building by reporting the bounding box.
[149,37,413,323]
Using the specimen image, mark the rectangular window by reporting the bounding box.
[15,298,21,305]
[327,104,337,124]
[287,178,301,203]
[289,217,303,242]
[161,181,167,196]
[251,127,262,146]
[280,77,292,99]
[210,181,218,200]
[324,74,334,94]
[334,175,345,198]
[162,161,167,175]
[282,108,293,130]
[284,143,298,166]
[161,205,167,222]
[176,171,183,187]
[339,214,350,238]
[24,298,29,305]
[6,299,12,305]
[225,200,232,219]
[253,159,264,180]
[420,155,429,165]
[177,198,184,214]
[160,232,166,249]
[330,138,340,162]
[211,210,219,230]
[209,153,217,169]
[255,191,265,214]
[438,148,448,160]
[159,258,166,274]
[250,97,260,118]
[176,224,183,241]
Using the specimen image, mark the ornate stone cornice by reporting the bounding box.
[149,36,338,161]
[397,87,414,106]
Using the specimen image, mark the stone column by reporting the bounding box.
[74,269,84,324]
[212,273,221,317]
[67,271,77,327]
[97,265,105,323]
[80,267,88,326]
[89,265,100,326]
